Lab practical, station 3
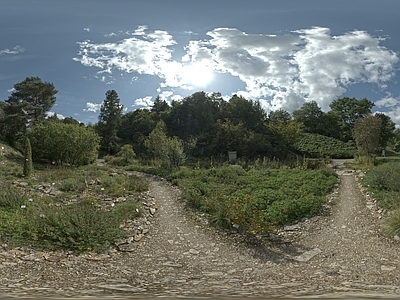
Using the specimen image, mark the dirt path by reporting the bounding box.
[1,167,400,298]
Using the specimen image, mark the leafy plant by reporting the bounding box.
[170,166,337,232]
[294,133,357,158]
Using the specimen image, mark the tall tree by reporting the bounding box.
[6,76,57,125]
[292,101,324,134]
[151,95,170,121]
[375,113,395,149]
[1,77,57,145]
[97,90,123,155]
[118,109,156,157]
[329,97,374,141]
[268,109,291,125]
[352,114,382,156]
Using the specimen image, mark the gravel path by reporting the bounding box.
[1,164,400,299]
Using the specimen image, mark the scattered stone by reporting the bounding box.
[162,261,183,268]
[98,284,146,292]
[189,249,200,255]
[293,248,322,262]
[381,265,396,271]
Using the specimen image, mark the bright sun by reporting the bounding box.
[185,63,214,88]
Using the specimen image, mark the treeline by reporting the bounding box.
[0,77,398,166]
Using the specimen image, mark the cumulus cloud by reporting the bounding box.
[84,102,102,112]
[375,94,400,127]
[0,45,25,56]
[74,26,399,113]
[46,112,65,119]
[134,96,153,108]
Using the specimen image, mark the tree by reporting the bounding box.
[222,94,267,132]
[329,97,374,141]
[6,76,57,125]
[268,109,291,125]
[375,113,395,149]
[97,90,123,155]
[292,101,325,134]
[352,114,382,156]
[118,109,156,157]
[1,77,57,145]
[151,95,170,122]
[144,120,185,168]
[28,122,100,165]
[23,136,33,177]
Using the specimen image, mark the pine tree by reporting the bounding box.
[23,136,33,177]
[97,90,123,155]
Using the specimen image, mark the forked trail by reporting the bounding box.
[1,165,400,298]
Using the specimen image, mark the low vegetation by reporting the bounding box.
[360,157,400,236]
[294,133,357,159]
[0,145,148,253]
[167,165,337,232]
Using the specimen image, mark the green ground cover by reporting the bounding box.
[168,165,338,232]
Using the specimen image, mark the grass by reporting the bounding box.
[167,165,338,232]
[359,155,400,237]
[0,146,149,253]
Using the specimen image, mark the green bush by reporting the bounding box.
[28,122,100,166]
[294,133,357,158]
[385,209,400,237]
[171,166,337,232]
[27,200,129,253]
[362,161,400,209]
[362,162,400,192]
[0,185,27,210]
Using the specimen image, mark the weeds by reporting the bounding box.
[170,166,337,232]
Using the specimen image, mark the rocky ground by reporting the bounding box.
[1,162,400,299]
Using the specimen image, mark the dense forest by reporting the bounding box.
[0,76,399,167]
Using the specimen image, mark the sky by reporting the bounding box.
[1,0,400,125]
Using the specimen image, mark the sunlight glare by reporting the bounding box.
[185,63,214,88]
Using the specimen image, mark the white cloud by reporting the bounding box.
[0,45,25,56]
[84,26,91,32]
[46,112,65,119]
[375,94,400,108]
[74,26,399,114]
[134,96,153,108]
[84,102,102,112]
[375,95,400,127]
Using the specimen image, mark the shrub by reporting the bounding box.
[172,167,337,233]
[362,162,400,192]
[385,209,400,237]
[28,200,128,253]
[0,185,27,210]
[294,133,357,158]
[28,122,100,166]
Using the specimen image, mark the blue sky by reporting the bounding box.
[1,0,400,125]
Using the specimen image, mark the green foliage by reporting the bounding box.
[107,144,136,166]
[98,173,148,197]
[23,136,33,177]
[294,133,357,158]
[145,121,186,169]
[97,90,124,155]
[118,109,156,158]
[384,210,400,237]
[329,97,374,142]
[353,114,382,155]
[168,166,337,232]
[28,121,100,165]
[0,185,27,210]
[375,113,395,149]
[1,77,57,145]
